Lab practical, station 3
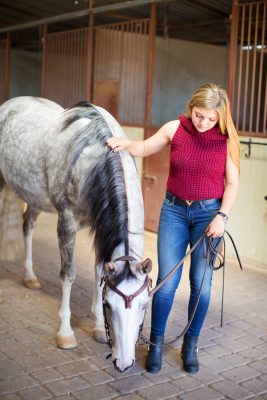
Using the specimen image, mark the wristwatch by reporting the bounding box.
[217,211,229,223]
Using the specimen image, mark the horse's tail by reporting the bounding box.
[0,186,24,261]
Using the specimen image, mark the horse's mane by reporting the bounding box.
[61,101,129,266]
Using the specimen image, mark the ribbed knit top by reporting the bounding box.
[167,115,227,200]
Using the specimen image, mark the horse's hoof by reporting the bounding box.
[24,277,41,289]
[56,333,77,350]
[93,329,107,344]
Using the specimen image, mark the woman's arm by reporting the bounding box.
[206,151,239,238]
[107,120,179,157]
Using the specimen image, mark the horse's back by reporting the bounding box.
[0,97,64,211]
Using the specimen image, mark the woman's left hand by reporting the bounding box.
[205,214,225,238]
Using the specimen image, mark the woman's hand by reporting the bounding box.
[106,137,131,152]
[205,214,225,238]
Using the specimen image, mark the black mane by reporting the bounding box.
[62,101,129,265]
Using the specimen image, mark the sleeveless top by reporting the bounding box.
[167,115,227,200]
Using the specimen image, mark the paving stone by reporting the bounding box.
[198,353,233,372]
[143,365,184,384]
[0,394,22,400]
[30,367,64,384]
[238,347,266,361]
[55,360,98,377]
[138,381,182,399]
[72,384,118,400]
[219,353,251,367]
[109,375,152,395]
[213,336,249,353]
[249,359,267,373]
[0,375,37,395]
[211,378,254,399]
[241,377,267,396]
[193,366,223,385]
[259,373,267,382]
[179,386,224,400]
[221,365,261,383]
[82,369,114,385]
[0,359,25,379]
[18,385,52,400]
[44,376,90,396]
[113,395,145,400]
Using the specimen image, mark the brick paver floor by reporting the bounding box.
[0,213,266,399]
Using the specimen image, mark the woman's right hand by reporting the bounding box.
[106,137,131,152]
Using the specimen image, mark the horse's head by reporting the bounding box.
[103,257,152,373]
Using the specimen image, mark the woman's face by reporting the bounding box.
[191,107,219,132]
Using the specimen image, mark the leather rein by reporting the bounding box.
[102,231,242,349]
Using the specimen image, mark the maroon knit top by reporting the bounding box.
[167,115,227,200]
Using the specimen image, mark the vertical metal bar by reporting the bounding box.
[86,1,94,101]
[144,1,156,132]
[263,77,267,133]
[256,0,266,132]
[228,0,239,111]
[4,33,10,101]
[41,24,47,97]
[242,3,252,131]
[235,4,246,131]
[249,2,259,132]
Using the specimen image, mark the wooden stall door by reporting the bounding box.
[142,127,170,232]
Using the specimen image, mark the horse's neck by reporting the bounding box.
[120,151,144,260]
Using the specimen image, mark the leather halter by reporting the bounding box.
[102,255,152,349]
[104,255,152,309]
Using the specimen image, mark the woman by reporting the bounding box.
[107,83,240,374]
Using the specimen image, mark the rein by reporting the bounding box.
[102,231,242,350]
[140,230,243,347]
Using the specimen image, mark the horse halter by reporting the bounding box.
[102,255,152,349]
[104,256,152,309]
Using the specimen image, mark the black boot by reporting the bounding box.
[146,334,164,373]
[181,333,199,374]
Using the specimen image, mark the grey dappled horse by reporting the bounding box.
[0,97,152,372]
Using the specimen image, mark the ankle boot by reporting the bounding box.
[181,333,199,374]
[146,334,164,373]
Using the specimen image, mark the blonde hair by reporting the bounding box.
[185,83,240,171]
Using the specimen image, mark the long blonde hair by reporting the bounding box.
[185,83,240,171]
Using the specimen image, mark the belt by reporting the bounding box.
[166,192,220,207]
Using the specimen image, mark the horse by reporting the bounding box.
[0,96,152,373]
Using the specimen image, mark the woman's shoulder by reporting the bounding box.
[161,119,180,141]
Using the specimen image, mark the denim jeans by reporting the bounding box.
[151,194,222,337]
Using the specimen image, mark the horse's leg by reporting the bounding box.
[56,210,79,350]
[23,206,41,289]
[91,262,106,343]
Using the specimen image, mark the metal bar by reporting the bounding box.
[4,33,10,101]
[40,24,47,97]
[228,0,239,110]
[86,7,94,101]
[256,0,266,132]
[0,0,163,34]
[249,2,259,132]
[263,77,267,133]
[242,3,252,131]
[144,1,156,131]
[235,4,246,130]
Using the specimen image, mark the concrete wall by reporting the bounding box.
[152,37,228,125]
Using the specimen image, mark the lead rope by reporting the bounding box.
[140,230,243,347]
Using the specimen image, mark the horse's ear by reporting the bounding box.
[104,262,116,274]
[139,258,152,274]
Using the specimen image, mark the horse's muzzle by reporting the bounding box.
[113,358,135,373]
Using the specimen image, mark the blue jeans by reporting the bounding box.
[151,194,222,337]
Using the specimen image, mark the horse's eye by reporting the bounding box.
[104,301,111,310]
